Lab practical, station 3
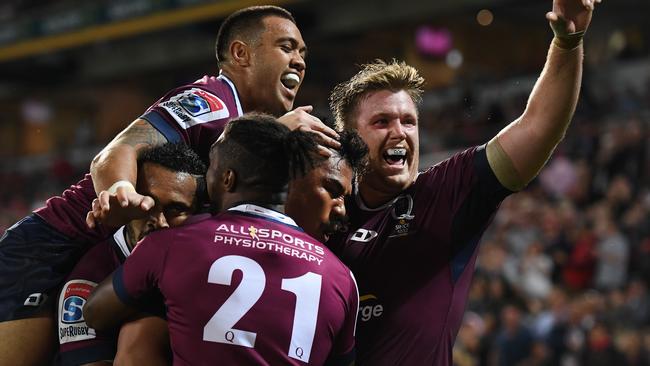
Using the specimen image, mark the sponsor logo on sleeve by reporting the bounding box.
[58,280,97,344]
[158,88,229,129]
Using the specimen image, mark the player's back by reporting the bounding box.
[153,206,358,365]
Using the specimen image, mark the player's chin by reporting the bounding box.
[381,171,413,192]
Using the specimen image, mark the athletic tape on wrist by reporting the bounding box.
[107,180,136,195]
[553,31,585,50]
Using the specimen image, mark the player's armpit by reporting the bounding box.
[486,137,526,192]
[84,271,138,331]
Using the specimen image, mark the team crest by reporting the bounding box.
[58,280,97,344]
[159,88,229,129]
[389,195,415,238]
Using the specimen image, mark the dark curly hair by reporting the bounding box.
[211,113,322,193]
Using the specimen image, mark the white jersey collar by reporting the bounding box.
[228,204,297,227]
[218,73,243,117]
[113,226,131,258]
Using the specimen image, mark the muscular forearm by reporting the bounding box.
[492,40,583,189]
[91,144,139,194]
[90,119,167,194]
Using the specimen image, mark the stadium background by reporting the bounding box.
[0,0,648,364]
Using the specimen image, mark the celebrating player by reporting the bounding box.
[57,142,206,366]
[84,115,364,366]
[327,0,599,364]
[0,5,333,365]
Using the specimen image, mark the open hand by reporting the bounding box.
[278,105,341,156]
[86,188,155,229]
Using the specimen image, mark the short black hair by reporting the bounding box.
[336,129,369,178]
[320,117,369,177]
[137,142,207,176]
[215,5,296,65]
[138,142,209,207]
[212,113,321,193]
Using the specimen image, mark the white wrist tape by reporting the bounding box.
[107,180,136,195]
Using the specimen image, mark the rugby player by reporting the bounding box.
[0,5,333,365]
[84,115,365,365]
[57,142,206,366]
[326,0,599,364]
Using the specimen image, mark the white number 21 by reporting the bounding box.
[202,255,322,362]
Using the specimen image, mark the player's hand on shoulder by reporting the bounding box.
[278,105,341,156]
[86,185,155,229]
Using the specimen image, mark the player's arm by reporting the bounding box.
[486,0,599,191]
[87,119,166,228]
[83,269,138,331]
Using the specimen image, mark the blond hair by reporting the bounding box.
[329,59,424,130]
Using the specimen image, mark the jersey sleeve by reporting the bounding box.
[417,145,512,226]
[112,232,171,304]
[329,270,359,363]
[417,145,513,280]
[140,86,231,155]
[58,241,119,365]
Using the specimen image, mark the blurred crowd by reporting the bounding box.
[1,60,649,366]
[452,72,650,365]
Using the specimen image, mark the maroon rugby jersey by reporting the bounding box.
[114,205,358,366]
[34,74,242,242]
[327,146,512,365]
[57,227,130,365]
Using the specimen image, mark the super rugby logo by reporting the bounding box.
[62,296,85,323]
[58,280,97,344]
[178,89,224,117]
[60,281,94,324]
[160,88,229,128]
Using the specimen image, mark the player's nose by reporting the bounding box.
[332,199,346,220]
[290,53,305,73]
[389,120,407,140]
[151,211,169,229]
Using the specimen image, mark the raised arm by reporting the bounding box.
[88,119,167,228]
[487,0,599,191]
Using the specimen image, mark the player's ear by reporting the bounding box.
[230,40,251,67]
[223,169,237,192]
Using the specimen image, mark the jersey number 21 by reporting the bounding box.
[203,255,322,362]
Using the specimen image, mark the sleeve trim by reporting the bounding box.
[112,266,134,305]
[140,111,182,143]
[486,137,526,191]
